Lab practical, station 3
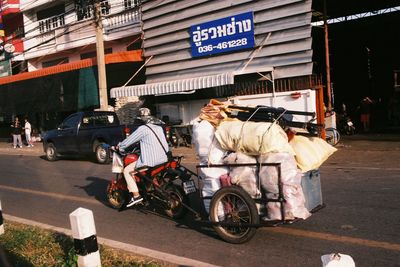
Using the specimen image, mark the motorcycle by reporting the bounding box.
[338,114,356,135]
[165,125,192,147]
[105,144,197,219]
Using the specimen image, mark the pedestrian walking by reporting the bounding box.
[11,117,23,148]
[24,117,34,147]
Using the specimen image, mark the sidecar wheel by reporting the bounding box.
[209,186,259,244]
[164,185,187,219]
[106,183,127,209]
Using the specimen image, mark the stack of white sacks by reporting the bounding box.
[192,118,335,220]
[192,120,228,214]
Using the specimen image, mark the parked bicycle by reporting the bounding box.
[325,127,340,146]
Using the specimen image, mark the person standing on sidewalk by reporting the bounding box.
[24,118,33,147]
[11,117,23,148]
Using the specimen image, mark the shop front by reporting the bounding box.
[110,0,324,126]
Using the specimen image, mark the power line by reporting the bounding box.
[1,2,141,65]
[2,1,139,48]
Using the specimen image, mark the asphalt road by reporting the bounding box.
[0,137,399,266]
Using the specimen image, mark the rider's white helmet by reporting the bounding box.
[138,107,164,125]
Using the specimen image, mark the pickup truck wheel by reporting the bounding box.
[45,143,58,161]
[95,143,110,164]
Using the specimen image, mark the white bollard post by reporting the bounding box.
[69,208,101,267]
[0,201,4,235]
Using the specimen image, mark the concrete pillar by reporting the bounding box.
[69,208,101,267]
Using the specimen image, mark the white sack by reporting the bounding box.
[321,253,356,267]
[258,152,300,194]
[192,119,215,157]
[197,139,228,180]
[264,185,311,220]
[197,139,228,214]
[202,178,221,214]
[111,152,124,173]
[258,153,311,220]
[224,153,260,198]
[215,121,295,155]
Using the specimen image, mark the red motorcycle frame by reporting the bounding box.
[106,146,196,219]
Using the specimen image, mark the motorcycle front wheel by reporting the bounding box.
[106,182,128,209]
[209,186,259,244]
[164,185,188,219]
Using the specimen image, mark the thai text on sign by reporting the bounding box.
[190,12,255,58]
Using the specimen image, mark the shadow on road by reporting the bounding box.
[78,177,222,241]
[77,176,111,207]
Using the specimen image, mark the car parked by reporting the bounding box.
[42,111,137,164]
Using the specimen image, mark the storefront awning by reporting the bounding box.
[0,50,142,85]
[110,72,235,97]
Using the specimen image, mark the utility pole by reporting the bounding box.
[323,0,332,111]
[94,0,108,111]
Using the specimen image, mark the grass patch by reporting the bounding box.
[0,220,166,267]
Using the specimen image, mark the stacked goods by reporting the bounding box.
[258,153,310,220]
[192,119,228,213]
[223,153,260,198]
[192,100,336,220]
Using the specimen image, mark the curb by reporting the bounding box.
[3,214,219,267]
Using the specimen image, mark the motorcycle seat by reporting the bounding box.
[137,161,173,176]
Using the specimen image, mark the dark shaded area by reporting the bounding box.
[312,0,400,20]
[0,62,145,137]
[312,11,400,130]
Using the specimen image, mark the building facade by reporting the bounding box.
[110,0,324,125]
[0,0,143,136]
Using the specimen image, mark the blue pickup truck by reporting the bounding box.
[42,111,135,164]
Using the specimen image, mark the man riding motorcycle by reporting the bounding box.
[116,108,170,207]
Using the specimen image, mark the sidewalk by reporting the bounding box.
[0,141,198,162]
[0,141,44,156]
[0,132,398,160]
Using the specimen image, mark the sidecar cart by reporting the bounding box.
[197,162,324,244]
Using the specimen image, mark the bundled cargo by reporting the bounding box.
[223,152,260,198]
[192,119,228,213]
[193,100,333,223]
[215,121,295,155]
[290,135,337,172]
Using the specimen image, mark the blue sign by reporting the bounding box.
[190,12,255,58]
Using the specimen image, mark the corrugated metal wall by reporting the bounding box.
[141,0,313,83]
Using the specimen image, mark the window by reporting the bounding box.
[80,48,112,60]
[124,0,140,9]
[42,58,69,68]
[100,0,110,15]
[124,0,137,9]
[37,4,66,33]
[37,4,65,20]
[93,114,117,126]
[61,114,80,129]
[76,0,110,21]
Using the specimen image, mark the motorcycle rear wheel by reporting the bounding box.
[209,186,259,244]
[106,183,128,209]
[164,185,187,219]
